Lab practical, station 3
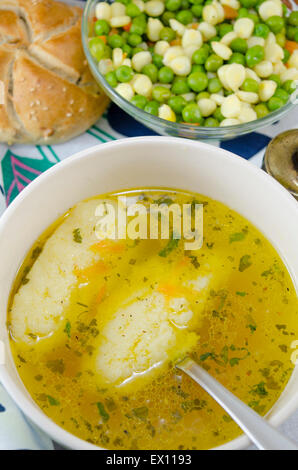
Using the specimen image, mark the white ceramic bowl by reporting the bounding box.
[0,137,298,450]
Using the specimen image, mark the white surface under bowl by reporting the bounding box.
[0,137,297,450]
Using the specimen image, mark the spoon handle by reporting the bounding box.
[177,358,298,451]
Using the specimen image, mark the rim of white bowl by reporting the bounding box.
[0,136,298,450]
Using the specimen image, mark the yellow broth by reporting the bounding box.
[8,189,298,450]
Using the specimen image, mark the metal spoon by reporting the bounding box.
[177,357,298,450]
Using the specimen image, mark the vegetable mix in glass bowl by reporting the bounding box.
[82,0,298,139]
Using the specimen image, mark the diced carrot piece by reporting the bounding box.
[109,28,119,36]
[90,239,126,254]
[181,122,200,126]
[223,5,238,19]
[158,282,183,297]
[74,260,108,280]
[176,256,191,269]
[170,38,181,46]
[96,285,106,304]
[98,35,107,44]
[123,22,132,32]
[285,40,298,55]
[191,23,199,29]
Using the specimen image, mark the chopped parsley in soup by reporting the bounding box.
[8,189,298,450]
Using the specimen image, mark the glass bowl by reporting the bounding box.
[82,0,297,141]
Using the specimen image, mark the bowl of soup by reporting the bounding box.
[0,137,298,450]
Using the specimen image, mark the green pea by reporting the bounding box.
[241,78,259,93]
[208,77,222,93]
[122,44,132,57]
[294,29,298,42]
[89,37,106,61]
[204,117,219,127]
[128,33,142,47]
[187,72,208,92]
[219,23,233,37]
[168,95,187,113]
[144,100,160,116]
[132,47,144,55]
[197,91,210,99]
[107,34,124,49]
[268,74,281,87]
[158,66,174,84]
[273,87,289,103]
[192,45,210,64]
[152,86,171,103]
[246,45,264,67]
[126,3,141,17]
[254,22,270,38]
[142,63,158,82]
[286,26,298,41]
[152,53,164,69]
[228,53,246,65]
[105,71,118,87]
[189,0,204,4]
[238,7,249,18]
[213,107,224,122]
[130,23,145,35]
[191,64,205,73]
[191,4,203,17]
[266,16,285,34]
[133,14,147,25]
[165,0,182,11]
[103,45,112,59]
[209,35,220,43]
[275,32,286,47]
[176,10,193,25]
[122,31,129,40]
[171,77,190,94]
[131,94,148,109]
[182,103,203,123]
[115,65,134,83]
[230,37,248,53]
[288,11,298,27]
[94,19,110,36]
[160,27,176,42]
[267,96,284,111]
[282,48,290,64]
[248,13,259,24]
[240,0,257,7]
[181,0,190,8]
[117,0,130,4]
[255,103,269,118]
[282,80,296,94]
[162,11,175,25]
[205,54,223,72]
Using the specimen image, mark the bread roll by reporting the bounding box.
[0,0,110,144]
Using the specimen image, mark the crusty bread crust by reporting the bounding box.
[0,0,109,144]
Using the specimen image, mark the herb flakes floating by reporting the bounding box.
[47,395,60,406]
[239,255,252,272]
[97,402,110,422]
[73,228,82,243]
[132,406,148,421]
[159,237,180,258]
[64,321,71,338]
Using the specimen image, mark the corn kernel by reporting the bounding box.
[210,93,225,105]
[132,51,152,72]
[116,83,134,100]
[163,46,184,66]
[259,0,282,21]
[247,36,265,48]
[225,63,246,91]
[237,90,259,103]
[95,2,111,21]
[280,68,298,83]
[182,29,203,49]
[197,98,217,116]
[113,48,124,68]
[145,0,165,17]
[147,17,163,41]
[220,31,237,46]
[170,55,192,75]
[259,80,277,101]
[211,41,232,60]
[203,5,220,26]
[132,74,153,97]
[288,51,298,69]
[254,60,273,78]
[158,104,176,122]
[239,105,257,123]
[220,0,240,9]
[111,2,126,17]
[110,16,131,27]
[221,94,241,118]
[98,58,114,75]
[198,22,217,41]
[169,19,186,37]
[234,18,255,39]
[220,118,241,126]
[154,40,170,56]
